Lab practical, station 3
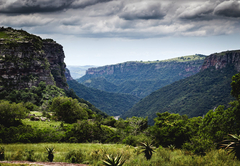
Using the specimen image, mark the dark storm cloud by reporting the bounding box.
[70,0,112,9]
[119,2,166,20]
[214,0,240,18]
[0,0,74,13]
[1,0,240,39]
[178,2,215,20]
[0,0,112,14]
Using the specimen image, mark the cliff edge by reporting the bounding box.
[201,50,240,72]
[0,27,68,91]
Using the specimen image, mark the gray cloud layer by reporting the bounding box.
[0,0,240,38]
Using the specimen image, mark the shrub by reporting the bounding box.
[0,147,4,160]
[65,149,85,163]
[220,134,240,160]
[182,136,213,155]
[102,154,126,166]
[0,100,28,127]
[30,116,35,121]
[139,142,155,160]
[50,96,88,123]
[69,137,78,143]
[24,149,35,162]
[46,147,54,162]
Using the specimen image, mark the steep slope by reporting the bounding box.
[0,27,67,91]
[77,55,205,98]
[67,79,140,116]
[122,50,240,125]
[0,27,108,118]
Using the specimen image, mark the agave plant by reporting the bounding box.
[0,146,4,161]
[102,154,126,166]
[139,142,155,160]
[220,134,240,160]
[168,144,176,151]
[46,147,54,162]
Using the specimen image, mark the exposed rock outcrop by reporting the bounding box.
[201,50,240,72]
[0,27,68,91]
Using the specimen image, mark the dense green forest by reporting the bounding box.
[77,55,205,98]
[1,27,240,165]
[1,68,240,165]
[1,71,240,150]
[122,65,237,125]
[67,79,140,116]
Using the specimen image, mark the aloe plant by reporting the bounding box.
[139,142,155,160]
[220,134,240,160]
[0,146,4,161]
[168,144,176,151]
[102,154,126,166]
[46,147,54,162]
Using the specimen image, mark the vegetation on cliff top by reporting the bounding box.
[122,64,237,125]
[77,54,205,98]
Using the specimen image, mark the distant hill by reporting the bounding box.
[67,79,140,116]
[122,50,240,125]
[67,65,96,79]
[77,55,206,98]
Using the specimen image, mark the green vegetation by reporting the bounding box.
[67,79,140,116]
[123,65,237,125]
[49,96,88,123]
[77,55,205,98]
[220,134,240,160]
[103,154,126,166]
[45,147,54,162]
[2,28,240,165]
[1,143,240,165]
[139,142,155,160]
[0,101,28,127]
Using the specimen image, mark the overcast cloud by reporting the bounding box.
[0,0,240,66]
[0,0,239,39]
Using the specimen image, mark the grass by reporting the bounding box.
[22,119,63,130]
[0,32,8,39]
[0,163,32,166]
[1,143,240,165]
[29,111,42,117]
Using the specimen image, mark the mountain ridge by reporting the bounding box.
[122,50,240,125]
[77,54,206,98]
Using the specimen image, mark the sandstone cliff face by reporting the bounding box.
[201,50,240,72]
[85,57,204,79]
[0,27,68,91]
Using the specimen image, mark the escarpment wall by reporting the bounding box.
[201,50,240,72]
[0,27,68,91]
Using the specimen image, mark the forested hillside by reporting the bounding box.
[77,55,205,98]
[123,50,240,125]
[67,79,140,116]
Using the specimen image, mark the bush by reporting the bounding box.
[50,96,88,123]
[0,100,28,127]
[24,149,35,162]
[0,147,4,161]
[182,136,214,155]
[65,149,85,163]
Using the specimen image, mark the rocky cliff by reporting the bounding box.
[0,27,68,92]
[78,55,206,98]
[85,55,205,80]
[201,50,240,72]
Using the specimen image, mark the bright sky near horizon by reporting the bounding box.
[1,0,240,66]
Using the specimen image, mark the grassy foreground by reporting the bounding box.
[1,143,240,166]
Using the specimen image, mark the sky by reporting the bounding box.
[1,0,240,66]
